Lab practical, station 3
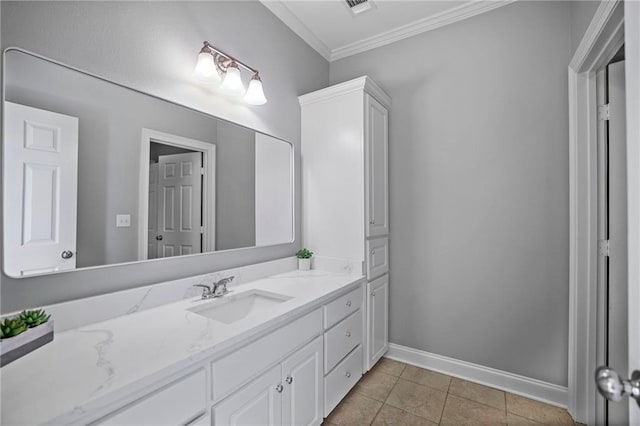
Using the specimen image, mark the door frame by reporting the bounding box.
[137,128,216,260]
[567,0,637,423]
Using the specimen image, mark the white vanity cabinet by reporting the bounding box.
[213,336,323,426]
[96,369,207,426]
[365,94,389,239]
[368,275,389,365]
[322,286,365,416]
[300,76,391,372]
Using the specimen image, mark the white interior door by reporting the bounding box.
[147,163,159,259]
[3,102,79,276]
[607,60,629,426]
[156,152,202,258]
[625,6,640,422]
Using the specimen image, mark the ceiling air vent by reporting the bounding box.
[345,0,376,16]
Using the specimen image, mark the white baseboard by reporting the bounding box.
[386,343,568,408]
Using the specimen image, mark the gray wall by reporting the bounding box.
[1,1,329,312]
[216,122,256,250]
[330,1,573,386]
[569,1,601,54]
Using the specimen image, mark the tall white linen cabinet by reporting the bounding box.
[300,76,390,372]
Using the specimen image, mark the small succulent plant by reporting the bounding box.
[19,309,51,328]
[296,248,313,259]
[0,317,28,339]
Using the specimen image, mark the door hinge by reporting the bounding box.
[598,104,610,121]
[598,239,610,256]
[200,168,205,175]
[200,226,205,234]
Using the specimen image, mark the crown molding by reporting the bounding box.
[331,0,516,61]
[299,75,391,108]
[263,0,517,62]
[259,0,332,61]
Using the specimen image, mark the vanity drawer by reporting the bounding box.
[324,345,363,417]
[324,310,362,373]
[97,369,206,425]
[211,308,322,402]
[324,285,363,329]
[366,237,389,280]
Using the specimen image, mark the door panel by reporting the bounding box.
[625,8,640,423]
[608,60,629,425]
[213,365,282,426]
[368,275,389,369]
[4,102,79,276]
[148,163,159,259]
[282,336,323,426]
[157,152,202,258]
[365,94,389,238]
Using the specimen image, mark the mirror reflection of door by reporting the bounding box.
[4,102,79,276]
[148,143,204,259]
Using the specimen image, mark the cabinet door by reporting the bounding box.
[368,275,389,369]
[213,365,282,426]
[365,94,389,238]
[282,336,323,426]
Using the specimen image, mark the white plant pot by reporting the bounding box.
[298,258,311,271]
[0,320,54,367]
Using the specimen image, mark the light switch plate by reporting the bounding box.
[116,214,131,228]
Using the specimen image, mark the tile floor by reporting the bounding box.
[324,358,576,426]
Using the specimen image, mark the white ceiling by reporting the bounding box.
[261,0,515,61]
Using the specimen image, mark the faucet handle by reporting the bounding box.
[193,284,212,299]
[216,276,234,287]
[212,276,234,295]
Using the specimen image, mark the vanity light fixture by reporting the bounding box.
[193,41,267,105]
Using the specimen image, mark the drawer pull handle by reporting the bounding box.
[286,376,293,384]
[345,371,352,378]
[345,331,352,338]
[346,300,352,307]
[276,384,284,393]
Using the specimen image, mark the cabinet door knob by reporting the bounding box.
[372,291,376,297]
[276,384,284,393]
[286,376,293,384]
[345,331,352,338]
[370,249,376,256]
[346,300,352,307]
[61,250,74,259]
[369,219,375,225]
[345,371,351,378]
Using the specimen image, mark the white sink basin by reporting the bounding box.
[188,290,292,324]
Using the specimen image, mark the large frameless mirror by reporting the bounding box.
[3,49,294,278]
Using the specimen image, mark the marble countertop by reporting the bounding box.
[1,269,365,425]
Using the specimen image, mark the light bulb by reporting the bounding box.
[244,74,267,105]
[220,62,245,96]
[193,50,221,84]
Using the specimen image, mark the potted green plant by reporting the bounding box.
[0,309,53,367]
[296,248,313,271]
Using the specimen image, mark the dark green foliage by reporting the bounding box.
[19,309,51,328]
[296,248,313,259]
[0,317,28,339]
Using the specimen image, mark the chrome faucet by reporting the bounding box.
[193,276,234,299]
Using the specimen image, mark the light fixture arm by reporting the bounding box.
[202,41,259,76]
